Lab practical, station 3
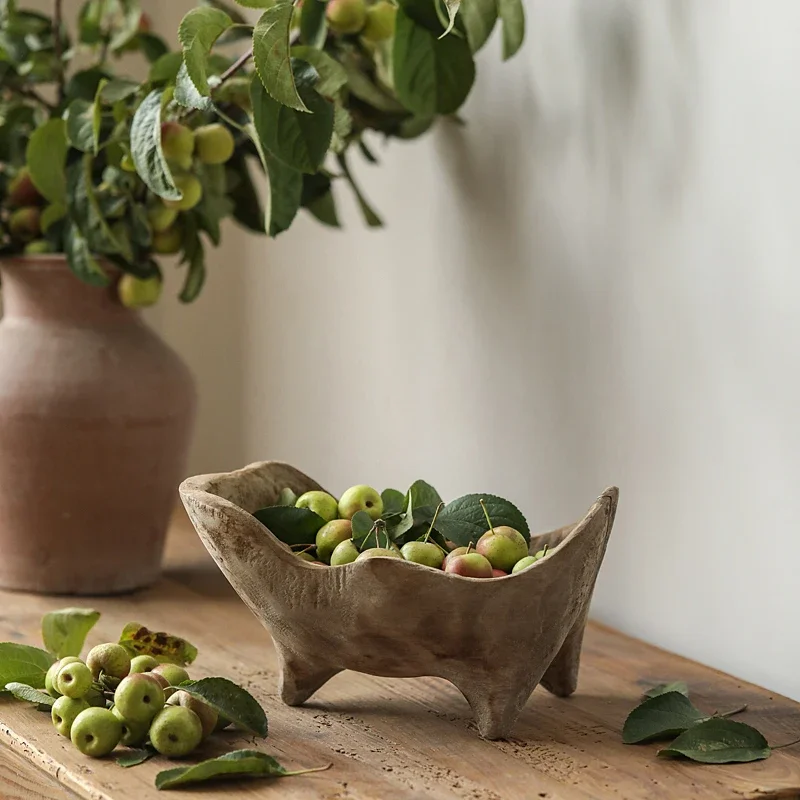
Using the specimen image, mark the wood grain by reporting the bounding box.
[0,741,78,799]
[0,510,798,800]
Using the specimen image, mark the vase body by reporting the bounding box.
[0,257,196,594]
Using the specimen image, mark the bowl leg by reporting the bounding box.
[275,644,341,706]
[456,676,537,740]
[539,610,588,697]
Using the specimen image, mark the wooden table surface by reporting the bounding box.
[1,512,799,800]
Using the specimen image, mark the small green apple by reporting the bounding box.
[86,643,131,680]
[330,538,360,566]
[23,239,53,255]
[296,491,339,522]
[9,207,41,241]
[355,547,402,561]
[338,485,383,521]
[194,124,235,165]
[315,519,353,563]
[152,663,190,686]
[51,696,90,738]
[114,674,165,723]
[111,706,150,747]
[362,1,396,41]
[7,167,43,207]
[46,657,81,698]
[152,225,183,255]
[442,546,468,571]
[476,526,529,572]
[326,0,367,34]
[147,203,178,234]
[164,174,203,211]
[56,661,93,699]
[401,541,445,568]
[118,274,163,308]
[70,707,123,758]
[167,690,218,738]
[129,654,159,674]
[149,705,203,758]
[512,556,537,574]
[161,122,195,164]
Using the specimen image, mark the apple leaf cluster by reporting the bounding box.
[0,606,327,788]
[0,0,524,302]
[623,684,780,765]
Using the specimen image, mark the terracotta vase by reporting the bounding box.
[0,257,196,594]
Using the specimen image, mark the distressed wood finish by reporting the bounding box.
[1,509,800,799]
[180,461,618,740]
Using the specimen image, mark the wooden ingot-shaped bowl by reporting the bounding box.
[180,461,618,739]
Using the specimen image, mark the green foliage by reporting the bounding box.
[0,644,55,690]
[624,683,778,766]
[252,505,327,545]
[155,750,330,790]
[118,623,198,665]
[41,608,100,659]
[178,677,268,737]
[0,0,525,301]
[5,682,55,707]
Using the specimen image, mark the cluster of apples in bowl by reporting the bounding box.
[282,485,549,577]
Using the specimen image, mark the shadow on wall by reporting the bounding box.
[435,0,697,504]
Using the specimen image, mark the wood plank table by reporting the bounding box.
[1,512,799,800]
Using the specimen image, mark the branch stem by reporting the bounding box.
[214,47,253,91]
[53,0,65,103]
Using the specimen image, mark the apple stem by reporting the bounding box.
[466,542,473,554]
[479,499,495,535]
[283,763,333,777]
[542,544,549,556]
[423,503,445,543]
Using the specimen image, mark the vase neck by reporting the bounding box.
[0,257,134,326]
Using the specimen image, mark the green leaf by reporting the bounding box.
[174,61,212,110]
[341,59,406,113]
[117,747,156,768]
[92,78,108,154]
[658,719,770,764]
[118,623,198,665]
[26,119,67,204]
[407,480,442,512]
[299,0,326,47]
[64,99,95,153]
[440,0,460,37]
[66,68,111,104]
[195,163,233,245]
[264,152,302,236]
[109,0,144,51]
[0,644,55,690]
[180,233,206,303]
[622,692,707,745]
[149,52,183,84]
[496,0,524,59]
[130,90,181,201]
[381,489,406,516]
[644,682,690,699]
[305,187,339,227]
[351,510,374,546]
[203,0,250,24]
[41,202,66,233]
[41,608,101,659]
[228,152,266,234]
[156,750,326,790]
[179,6,232,96]
[233,0,278,8]
[138,33,170,62]
[65,223,109,286]
[460,0,496,53]
[252,2,308,112]
[393,2,475,115]
[179,678,268,738]
[290,47,347,98]
[435,493,529,547]
[5,682,54,707]
[252,505,326,547]
[250,63,333,174]
[100,79,140,102]
[336,152,382,227]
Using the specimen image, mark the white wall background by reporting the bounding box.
[146,1,800,700]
